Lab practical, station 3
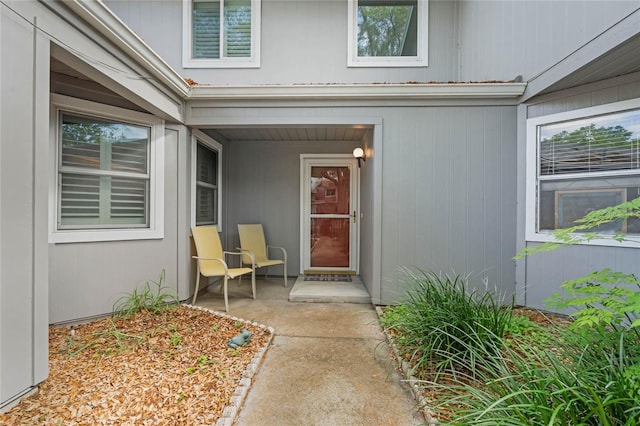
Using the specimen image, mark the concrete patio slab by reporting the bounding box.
[195,278,424,426]
[289,275,371,304]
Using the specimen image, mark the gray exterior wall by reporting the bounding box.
[192,102,518,305]
[48,126,193,324]
[457,1,640,82]
[105,0,458,84]
[516,72,640,311]
[0,1,49,408]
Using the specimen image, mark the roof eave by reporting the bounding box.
[64,0,190,98]
[189,83,527,101]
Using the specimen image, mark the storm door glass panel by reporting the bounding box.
[310,166,350,268]
[357,0,418,57]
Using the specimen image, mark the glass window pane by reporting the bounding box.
[193,1,221,59]
[61,113,149,174]
[357,0,417,57]
[196,143,219,226]
[311,218,350,267]
[224,0,252,57]
[310,167,350,214]
[539,176,640,234]
[539,108,640,176]
[197,144,218,185]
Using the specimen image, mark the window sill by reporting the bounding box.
[525,231,640,249]
[183,58,260,69]
[49,228,164,244]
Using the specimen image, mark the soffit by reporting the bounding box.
[201,126,370,143]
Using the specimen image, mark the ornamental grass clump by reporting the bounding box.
[381,268,513,378]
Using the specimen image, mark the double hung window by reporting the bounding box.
[526,98,640,246]
[50,95,164,243]
[191,130,222,228]
[184,0,261,68]
[348,0,428,67]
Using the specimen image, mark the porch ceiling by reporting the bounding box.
[201,126,370,143]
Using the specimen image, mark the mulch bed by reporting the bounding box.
[1,305,272,425]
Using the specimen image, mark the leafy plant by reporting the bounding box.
[63,319,143,357]
[113,269,179,316]
[381,268,513,377]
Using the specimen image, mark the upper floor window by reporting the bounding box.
[50,95,165,243]
[183,0,261,68]
[347,0,428,67]
[526,98,640,247]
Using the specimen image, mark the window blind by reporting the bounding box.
[539,113,640,176]
[196,144,218,225]
[224,0,251,57]
[193,1,221,59]
[60,114,150,228]
[192,0,252,59]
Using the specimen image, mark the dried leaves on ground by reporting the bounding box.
[2,305,271,425]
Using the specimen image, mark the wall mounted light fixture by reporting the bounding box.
[353,147,366,168]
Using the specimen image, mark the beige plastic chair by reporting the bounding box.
[191,226,255,312]
[237,224,288,287]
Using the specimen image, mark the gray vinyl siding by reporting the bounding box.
[457,0,640,82]
[379,106,517,303]
[223,139,363,278]
[1,2,49,407]
[517,72,640,312]
[197,103,518,305]
[48,127,190,324]
[105,0,458,85]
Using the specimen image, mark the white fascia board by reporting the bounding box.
[63,0,190,98]
[189,83,527,101]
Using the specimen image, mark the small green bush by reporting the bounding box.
[113,269,178,316]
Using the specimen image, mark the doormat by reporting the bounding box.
[304,274,352,282]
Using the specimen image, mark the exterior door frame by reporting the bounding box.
[300,154,360,274]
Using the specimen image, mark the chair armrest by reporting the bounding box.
[235,248,256,266]
[267,245,287,263]
[192,256,229,274]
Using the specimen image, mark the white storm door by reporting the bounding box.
[301,155,359,273]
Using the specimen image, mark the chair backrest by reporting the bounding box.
[238,224,268,264]
[192,226,226,276]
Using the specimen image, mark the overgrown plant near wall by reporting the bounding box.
[380,268,513,378]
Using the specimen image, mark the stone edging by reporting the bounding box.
[375,306,437,425]
[183,304,275,426]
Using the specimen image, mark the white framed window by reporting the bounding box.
[347,0,428,67]
[183,0,261,68]
[49,94,165,243]
[191,130,222,229]
[526,98,640,248]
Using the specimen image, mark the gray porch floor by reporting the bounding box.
[288,275,371,303]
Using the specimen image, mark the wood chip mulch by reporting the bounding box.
[1,305,272,425]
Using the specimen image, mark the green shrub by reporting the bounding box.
[426,326,640,425]
[381,268,513,377]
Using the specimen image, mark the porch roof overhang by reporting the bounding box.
[188,82,527,101]
[522,8,640,101]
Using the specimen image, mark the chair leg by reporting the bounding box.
[284,265,288,288]
[264,266,269,280]
[223,275,229,312]
[192,272,201,305]
[251,269,256,300]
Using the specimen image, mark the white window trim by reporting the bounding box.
[49,94,165,243]
[190,129,223,230]
[525,97,640,249]
[182,0,261,69]
[347,0,428,68]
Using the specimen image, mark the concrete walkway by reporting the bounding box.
[195,278,424,426]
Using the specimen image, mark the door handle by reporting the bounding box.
[352,210,357,223]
